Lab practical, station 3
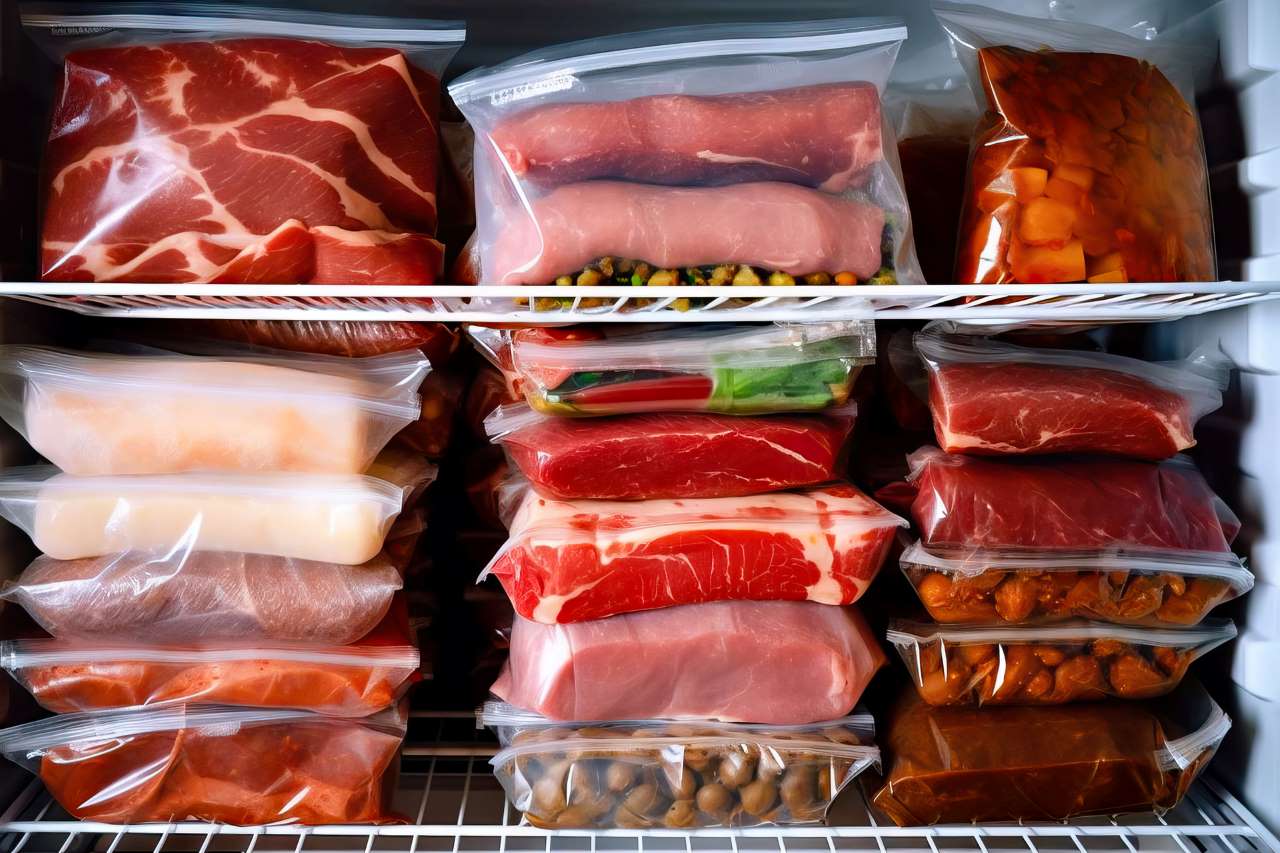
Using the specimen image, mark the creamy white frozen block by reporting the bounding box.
[30,472,406,565]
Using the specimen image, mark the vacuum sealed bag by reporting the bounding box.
[0,345,429,475]
[509,322,876,416]
[488,484,905,623]
[0,457,434,565]
[449,18,920,286]
[0,510,423,643]
[870,686,1230,825]
[916,332,1227,459]
[888,618,1236,706]
[935,3,1214,284]
[23,4,464,284]
[1,600,419,716]
[899,541,1252,626]
[907,448,1239,553]
[0,702,407,824]
[492,601,885,725]
[479,702,879,829]
[201,320,460,365]
[486,404,855,500]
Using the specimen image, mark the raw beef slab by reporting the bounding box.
[499,411,854,500]
[929,361,1199,459]
[491,82,883,191]
[41,38,445,283]
[488,484,905,623]
[908,449,1238,552]
[492,601,885,724]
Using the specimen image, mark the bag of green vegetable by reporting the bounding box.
[502,322,876,417]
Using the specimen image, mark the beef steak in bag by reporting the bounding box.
[23,4,463,283]
[449,18,921,287]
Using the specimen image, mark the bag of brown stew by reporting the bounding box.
[935,3,1214,284]
[870,683,1230,825]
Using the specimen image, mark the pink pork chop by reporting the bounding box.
[492,601,885,724]
[488,181,884,284]
[491,82,883,191]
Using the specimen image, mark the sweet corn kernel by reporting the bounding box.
[768,272,796,286]
[576,268,602,286]
[732,266,762,285]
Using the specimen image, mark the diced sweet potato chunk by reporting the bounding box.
[1010,239,1086,283]
[1011,167,1048,203]
[1019,197,1077,246]
[1054,164,1095,190]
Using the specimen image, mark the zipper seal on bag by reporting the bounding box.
[1158,701,1231,772]
[0,639,421,671]
[491,731,880,768]
[20,3,466,43]
[885,618,1238,650]
[449,18,906,106]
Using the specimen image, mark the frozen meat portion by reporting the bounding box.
[491,82,883,191]
[489,181,885,284]
[488,484,905,623]
[492,601,885,724]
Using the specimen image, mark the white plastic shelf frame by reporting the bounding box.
[2,282,1278,323]
[1,714,1276,853]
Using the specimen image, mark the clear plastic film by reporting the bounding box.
[870,684,1230,825]
[484,402,856,500]
[934,2,1214,285]
[0,701,407,825]
[0,345,429,475]
[23,2,463,284]
[478,701,879,829]
[198,320,461,365]
[0,455,435,565]
[491,601,885,725]
[914,330,1229,459]
[509,322,876,416]
[486,483,905,623]
[0,596,420,716]
[899,540,1253,626]
[887,618,1236,706]
[449,17,921,288]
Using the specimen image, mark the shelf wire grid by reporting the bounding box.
[0,713,1275,853]
[1,283,1278,323]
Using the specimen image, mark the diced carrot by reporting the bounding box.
[1055,164,1095,191]
[1088,270,1128,283]
[1044,176,1083,206]
[1089,251,1126,275]
[1011,168,1048,203]
[1010,239,1086,283]
[1019,197,1077,246]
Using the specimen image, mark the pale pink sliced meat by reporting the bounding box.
[492,83,883,191]
[489,181,885,284]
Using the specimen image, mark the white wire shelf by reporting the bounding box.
[1,714,1276,853]
[1,282,1278,323]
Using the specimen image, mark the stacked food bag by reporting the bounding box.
[871,326,1251,824]
[450,17,922,294]
[471,321,902,828]
[0,343,437,824]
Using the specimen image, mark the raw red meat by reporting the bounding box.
[908,449,1239,552]
[41,38,446,283]
[198,319,459,363]
[494,410,854,500]
[489,181,885,284]
[487,484,905,623]
[492,601,885,723]
[491,83,883,191]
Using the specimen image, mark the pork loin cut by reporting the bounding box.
[489,181,885,284]
[492,601,885,723]
[41,38,445,283]
[487,484,906,623]
[491,82,883,191]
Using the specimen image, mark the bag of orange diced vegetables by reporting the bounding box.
[935,3,1215,285]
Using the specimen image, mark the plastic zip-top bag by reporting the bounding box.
[0,455,435,565]
[492,601,885,725]
[887,618,1236,706]
[449,17,921,288]
[22,2,464,284]
[870,684,1230,825]
[934,2,1214,284]
[0,594,420,716]
[899,540,1253,626]
[0,702,408,824]
[509,322,876,416]
[486,483,906,623]
[914,330,1229,459]
[477,702,879,829]
[0,345,429,475]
